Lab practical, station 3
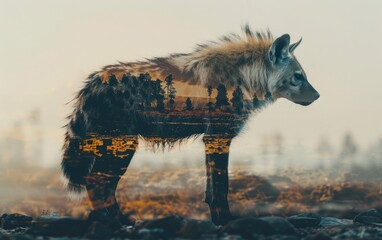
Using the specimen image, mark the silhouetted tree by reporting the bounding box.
[122,75,142,110]
[252,92,272,110]
[208,85,213,98]
[153,79,165,111]
[215,84,229,110]
[317,137,334,158]
[265,92,272,102]
[231,86,244,114]
[164,74,176,110]
[140,73,154,110]
[168,93,176,110]
[164,74,173,96]
[129,75,144,110]
[340,133,358,159]
[207,85,214,112]
[316,137,334,169]
[185,97,193,111]
[206,102,214,112]
[253,95,261,109]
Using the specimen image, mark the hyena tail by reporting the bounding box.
[61,133,94,196]
[61,109,94,196]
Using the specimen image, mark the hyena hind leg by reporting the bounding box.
[85,136,138,226]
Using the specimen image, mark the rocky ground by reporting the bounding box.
[2,165,382,239]
[2,209,382,239]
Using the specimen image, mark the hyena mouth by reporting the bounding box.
[296,101,313,106]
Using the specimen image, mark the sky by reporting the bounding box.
[0,0,381,167]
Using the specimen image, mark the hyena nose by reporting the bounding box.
[314,92,320,100]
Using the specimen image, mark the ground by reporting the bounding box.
[1,165,382,239]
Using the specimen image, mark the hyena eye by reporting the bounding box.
[294,72,304,81]
[290,72,304,87]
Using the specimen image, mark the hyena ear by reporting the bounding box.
[289,37,302,52]
[268,34,290,65]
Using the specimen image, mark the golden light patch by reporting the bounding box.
[79,135,138,158]
[79,137,104,157]
[203,135,232,154]
[106,136,138,158]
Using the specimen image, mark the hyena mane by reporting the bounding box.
[98,25,273,98]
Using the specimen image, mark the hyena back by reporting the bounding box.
[62,25,319,225]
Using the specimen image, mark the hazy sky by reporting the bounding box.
[0,0,381,166]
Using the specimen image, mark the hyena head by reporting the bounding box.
[266,34,320,106]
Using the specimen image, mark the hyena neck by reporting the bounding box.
[98,29,273,99]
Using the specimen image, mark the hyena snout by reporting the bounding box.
[293,82,320,106]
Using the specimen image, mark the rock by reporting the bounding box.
[114,225,134,238]
[288,213,321,228]
[220,235,246,240]
[176,219,219,238]
[265,236,300,240]
[259,216,297,235]
[87,208,126,227]
[1,213,33,230]
[307,231,332,240]
[353,208,382,225]
[222,216,296,237]
[319,217,353,227]
[0,229,9,239]
[222,217,272,237]
[137,215,184,235]
[4,232,36,240]
[84,221,114,239]
[137,228,168,240]
[31,215,88,236]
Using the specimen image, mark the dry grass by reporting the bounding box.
[1,165,382,220]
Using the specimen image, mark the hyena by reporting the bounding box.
[61,25,319,226]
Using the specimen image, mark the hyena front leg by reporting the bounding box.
[84,135,138,226]
[203,134,233,225]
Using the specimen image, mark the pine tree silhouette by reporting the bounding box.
[140,73,154,110]
[129,75,144,110]
[185,97,194,111]
[208,85,213,98]
[231,86,244,114]
[207,85,214,112]
[153,79,165,111]
[169,88,176,110]
[253,95,261,109]
[215,84,229,110]
[164,74,176,110]
[164,74,173,96]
